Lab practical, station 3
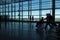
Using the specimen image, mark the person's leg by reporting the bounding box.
[45,23,48,30]
[49,23,54,31]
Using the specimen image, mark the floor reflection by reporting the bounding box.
[0,22,59,40]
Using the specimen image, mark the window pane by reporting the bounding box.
[32,0,39,9]
[16,12,19,19]
[42,0,52,9]
[34,16,39,21]
[55,0,60,8]
[42,10,52,18]
[23,11,28,15]
[32,11,39,15]
[23,16,28,21]
[55,9,60,22]
[23,2,28,10]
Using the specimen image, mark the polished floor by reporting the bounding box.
[0,22,60,40]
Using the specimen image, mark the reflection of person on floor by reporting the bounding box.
[44,13,54,31]
[36,17,44,31]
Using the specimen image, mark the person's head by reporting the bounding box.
[41,17,44,20]
[46,13,51,16]
[41,17,43,18]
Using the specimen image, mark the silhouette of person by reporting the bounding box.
[32,16,34,21]
[44,13,54,30]
[29,15,31,21]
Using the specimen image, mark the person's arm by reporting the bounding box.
[43,17,47,20]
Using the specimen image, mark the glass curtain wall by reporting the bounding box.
[55,0,60,22]
[0,0,60,22]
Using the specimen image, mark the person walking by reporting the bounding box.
[44,13,54,31]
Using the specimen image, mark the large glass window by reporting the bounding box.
[32,0,39,10]
[32,11,39,15]
[42,0,52,9]
[0,0,60,22]
[23,2,28,10]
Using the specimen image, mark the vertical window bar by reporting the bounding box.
[8,0,9,35]
[28,0,30,32]
[28,0,29,21]
[1,1,3,31]
[52,0,55,22]
[0,2,1,31]
[0,5,1,16]
[14,3,16,20]
[39,0,42,20]
[19,1,20,21]
[21,0,23,39]
[13,0,16,37]
[29,0,32,21]
[22,0,23,33]
[11,0,13,37]
[5,0,6,32]
[1,2,2,15]
[18,0,20,37]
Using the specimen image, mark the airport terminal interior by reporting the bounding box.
[0,0,60,40]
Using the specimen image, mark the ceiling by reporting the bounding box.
[0,0,31,5]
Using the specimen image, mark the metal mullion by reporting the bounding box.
[11,0,13,37]
[8,3,9,20]
[52,0,55,22]
[12,4,13,19]
[28,1,29,21]
[13,1,15,37]
[13,4,15,19]
[13,4,14,19]
[28,0,30,37]
[31,0,32,21]
[0,1,2,30]
[2,1,4,31]
[18,0,20,37]
[29,1,32,31]
[0,5,1,15]
[20,1,24,39]
[39,0,42,20]
[30,1,33,39]
[19,2,20,21]
[22,0,23,33]
[14,0,16,36]
[5,0,6,32]
[29,0,32,21]
[8,1,9,35]
[14,4,16,19]
[28,0,32,39]
[2,1,3,15]
[0,5,1,30]
[28,0,30,31]
[1,5,2,15]
[22,2,23,21]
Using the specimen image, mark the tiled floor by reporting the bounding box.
[0,22,60,40]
